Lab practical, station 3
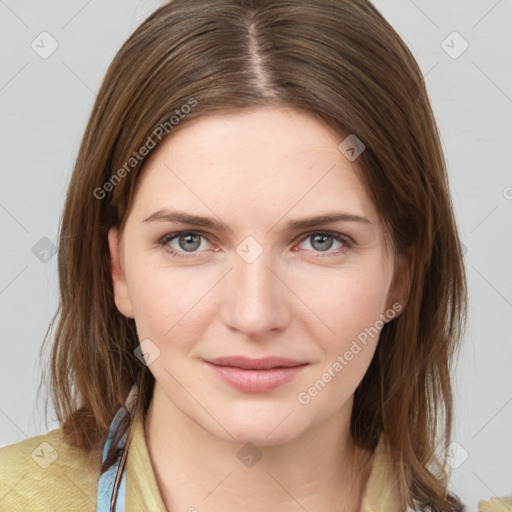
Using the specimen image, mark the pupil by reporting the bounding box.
[180,233,200,252]
[312,234,333,251]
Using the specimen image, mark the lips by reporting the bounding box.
[206,355,308,370]
[204,356,309,393]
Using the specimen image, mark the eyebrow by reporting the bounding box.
[143,209,371,231]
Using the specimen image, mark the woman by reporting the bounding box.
[0,0,509,511]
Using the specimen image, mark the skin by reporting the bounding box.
[108,106,409,511]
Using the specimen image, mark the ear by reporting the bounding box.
[108,227,135,319]
[385,247,413,318]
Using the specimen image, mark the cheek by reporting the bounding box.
[304,265,390,340]
[126,258,216,343]
[298,272,386,408]
[298,264,390,391]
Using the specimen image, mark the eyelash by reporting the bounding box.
[157,230,354,260]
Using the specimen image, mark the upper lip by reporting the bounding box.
[206,356,308,370]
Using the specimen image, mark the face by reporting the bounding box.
[108,106,408,446]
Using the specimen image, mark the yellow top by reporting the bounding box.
[0,407,510,511]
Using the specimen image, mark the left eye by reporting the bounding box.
[296,232,350,255]
[158,230,352,259]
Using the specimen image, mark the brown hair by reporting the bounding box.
[39,0,467,510]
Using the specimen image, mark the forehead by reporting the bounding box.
[130,106,378,227]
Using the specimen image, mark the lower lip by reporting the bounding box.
[205,362,308,393]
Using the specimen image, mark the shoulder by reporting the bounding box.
[478,496,512,512]
[0,427,103,511]
[362,436,512,512]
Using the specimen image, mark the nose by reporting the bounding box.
[220,247,290,339]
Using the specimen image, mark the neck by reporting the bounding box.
[144,383,374,512]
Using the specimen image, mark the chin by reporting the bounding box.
[225,426,299,448]
[208,406,305,447]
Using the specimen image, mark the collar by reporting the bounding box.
[125,404,403,511]
[126,404,168,511]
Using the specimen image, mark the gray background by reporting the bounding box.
[1,0,511,509]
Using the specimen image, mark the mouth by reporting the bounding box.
[204,356,309,393]
[205,355,308,370]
